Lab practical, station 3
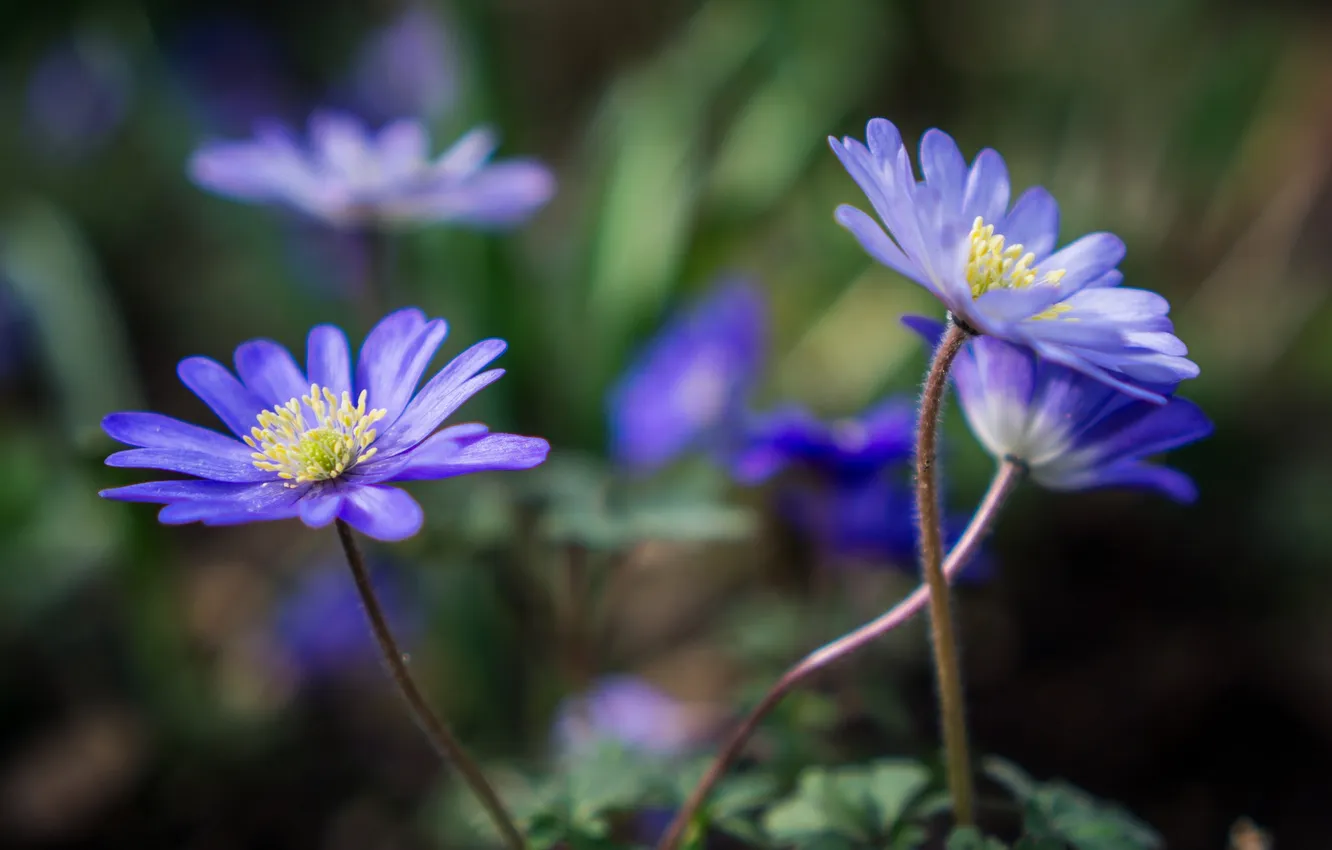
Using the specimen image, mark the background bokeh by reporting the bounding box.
[2,0,1332,847]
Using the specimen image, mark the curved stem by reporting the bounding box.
[654,459,1023,850]
[915,319,975,825]
[335,520,526,850]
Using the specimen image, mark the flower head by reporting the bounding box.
[608,280,767,472]
[830,119,1198,402]
[906,316,1211,501]
[349,4,457,122]
[189,112,555,230]
[100,308,550,541]
[552,675,703,758]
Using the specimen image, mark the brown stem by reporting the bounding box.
[654,458,1023,850]
[335,520,526,850]
[915,319,975,825]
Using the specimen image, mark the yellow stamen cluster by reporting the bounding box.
[965,216,1066,299]
[244,385,388,487]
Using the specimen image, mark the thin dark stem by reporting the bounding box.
[915,318,975,825]
[654,459,1024,850]
[335,520,526,850]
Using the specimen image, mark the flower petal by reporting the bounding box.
[307,325,352,397]
[235,339,309,406]
[99,480,258,503]
[337,485,423,541]
[919,129,967,205]
[1000,187,1058,260]
[431,126,499,178]
[376,119,429,182]
[106,449,271,482]
[1039,232,1126,293]
[353,307,430,419]
[299,491,345,528]
[388,431,551,482]
[177,356,265,437]
[394,160,556,227]
[1073,397,1212,466]
[101,412,249,459]
[1041,461,1198,504]
[373,339,508,456]
[833,206,934,287]
[962,149,1012,227]
[156,482,306,525]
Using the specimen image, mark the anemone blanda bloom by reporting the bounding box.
[830,119,1197,403]
[99,308,550,541]
[906,316,1211,502]
[189,111,554,230]
[552,675,706,758]
[608,280,766,472]
[730,401,988,577]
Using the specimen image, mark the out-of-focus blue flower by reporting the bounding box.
[552,675,702,758]
[189,112,555,230]
[25,32,132,160]
[906,316,1211,502]
[830,119,1198,402]
[348,4,457,122]
[99,307,550,541]
[165,16,297,136]
[275,556,420,677]
[731,401,988,578]
[608,280,767,472]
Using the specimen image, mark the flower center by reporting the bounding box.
[244,385,388,488]
[965,217,1066,299]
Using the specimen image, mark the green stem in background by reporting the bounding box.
[361,227,396,315]
[334,520,526,850]
[654,459,1024,850]
[914,317,976,826]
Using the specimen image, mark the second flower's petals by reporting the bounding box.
[101,412,251,458]
[1075,397,1213,469]
[1050,462,1199,504]
[390,431,551,481]
[414,160,557,227]
[337,485,423,541]
[106,448,272,482]
[306,325,353,397]
[299,492,345,528]
[234,339,309,405]
[177,356,264,437]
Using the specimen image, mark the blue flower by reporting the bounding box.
[348,4,457,123]
[905,316,1211,502]
[100,308,551,541]
[189,111,555,230]
[552,675,702,758]
[731,402,989,577]
[608,280,767,472]
[830,119,1198,402]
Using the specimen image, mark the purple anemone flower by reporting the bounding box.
[552,675,701,758]
[348,4,457,122]
[608,280,767,472]
[830,119,1198,402]
[99,308,550,541]
[189,111,555,230]
[906,316,1211,501]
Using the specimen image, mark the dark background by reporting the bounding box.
[1,0,1332,847]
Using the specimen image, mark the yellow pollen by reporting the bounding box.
[1030,303,1075,321]
[243,384,388,488]
[965,217,1067,299]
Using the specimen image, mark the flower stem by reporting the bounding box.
[915,318,975,825]
[654,458,1023,850]
[362,227,396,315]
[335,520,526,850]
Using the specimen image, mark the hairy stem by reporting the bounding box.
[335,520,526,850]
[915,318,975,825]
[654,458,1023,850]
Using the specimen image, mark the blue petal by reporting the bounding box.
[1027,341,1168,404]
[375,119,429,181]
[353,307,429,419]
[999,187,1058,260]
[177,356,265,437]
[106,448,270,482]
[299,492,345,528]
[99,480,258,503]
[403,160,556,227]
[833,206,933,287]
[234,339,308,406]
[900,314,947,349]
[373,339,508,456]
[1046,461,1198,504]
[1073,397,1212,466]
[962,149,1012,229]
[388,431,551,482]
[865,118,905,168]
[431,126,499,177]
[306,325,352,397]
[920,129,967,205]
[308,110,373,181]
[157,482,305,525]
[1039,233,1127,294]
[102,412,249,459]
[337,485,423,541]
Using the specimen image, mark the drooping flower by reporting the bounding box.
[905,316,1211,501]
[348,4,457,123]
[830,119,1197,402]
[189,111,555,230]
[731,401,988,577]
[552,675,705,758]
[99,308,550,541]
[608,280,767,472]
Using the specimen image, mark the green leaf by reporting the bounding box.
[984,758,1162,850]
[948,826,1009,850]
[763,760,933,848]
